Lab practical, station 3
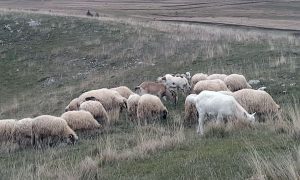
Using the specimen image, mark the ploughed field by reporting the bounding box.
[0,10,299,179]
[0,0,300,31]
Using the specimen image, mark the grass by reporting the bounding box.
[0,10,299,179]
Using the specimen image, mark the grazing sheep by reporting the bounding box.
[184,94,198,127]
[65,98,80,112]
[79,101,109,126]
[135,81,178,105]
[111,86,134,99]
[218,91,234,96]
[193,79,229,94]
[175,72,191,81]
[127,94,141,120]
[61,111,101,131]
[78,88,127,121]
[232,89,280,117]
[0,119,16,142]
[224,74,252,91]
[32,115,78,146]
[158,74,191,95]
[191,73,208,88]
[207,74,227,81]
[14,118,33,144]
[186,91,255,135]
[137,94,168,124]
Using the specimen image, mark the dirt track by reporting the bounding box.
[1,0,300,31]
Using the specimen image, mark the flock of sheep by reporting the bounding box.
[0,72,280,148]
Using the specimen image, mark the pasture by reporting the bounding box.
[0,9,299,179]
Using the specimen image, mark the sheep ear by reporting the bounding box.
[251,112,256,117]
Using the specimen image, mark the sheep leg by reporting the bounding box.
[197,112,205,135]
[216,113,223,125]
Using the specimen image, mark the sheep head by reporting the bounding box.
[165,89,178,106]
[67,134,78,145]
[161,109,168,119]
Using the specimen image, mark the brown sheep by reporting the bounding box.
[135,81,178,105]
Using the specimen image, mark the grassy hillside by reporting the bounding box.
[0,11,299,179]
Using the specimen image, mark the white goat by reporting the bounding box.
[186,91,255,135]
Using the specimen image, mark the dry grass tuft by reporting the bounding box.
[78,156,100,180]
[248,146,300,180]
[99,125,185,166]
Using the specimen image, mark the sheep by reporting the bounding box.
[158,74,191,95]
[232,89,280,118]
[137,94,168,124]
[175,72,191,81]
[79,100,109,126]
[14,118,33,145]
[0,119,16,142]
[32,115,78,147]
[186,91,255,135]
[191,73,208,88]
[193,79,229,94]
[111,86,134,99]
[78,88,127,121]
[207,74,227,81]
[135,81,178,105]
[65,98,80,112]
[61,110,102,131]
[184,94,198,127]
[127,93,141,120]
[224,74,252,92]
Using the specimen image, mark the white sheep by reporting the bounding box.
[224,74,252,91]
[193,79,229,94]
[61,110,102,131]
[0,119,16,142]
[14,118,33,145]
[137,94,168,124]
[186,91,255,135]
[79,100,109,126]
[158,74,191,95]
[65,97,80,111]
[111,86,134,99]
[207,74,227,81]
[232,89,280,116]
[127,93,141,120]
[32,115,78,146]
[78,88,127,122]
[191,73,208,88]
[135,81,178,105]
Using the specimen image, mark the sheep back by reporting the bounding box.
[61,110,101,131]
[224,74,252,91]
[193,79,229,94]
